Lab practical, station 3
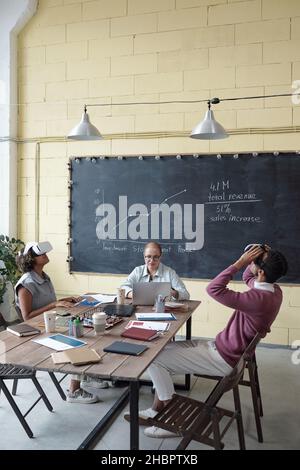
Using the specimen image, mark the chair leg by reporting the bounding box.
[48,372,66,401]
[0,379,34,438]
[31,376,53,412]
[12,378,18,396]
[249,357,263,417]
[248,363,263,443]
[177,433,192,451]
[211,409,223,450]
[233,386,246,450]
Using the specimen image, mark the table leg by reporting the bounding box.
[185,317,192,390]
[130,381,139,450]
[77,386,129,450]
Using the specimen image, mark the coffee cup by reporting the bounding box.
[155,294,165,313]
[117,288,125,305]
[44,311,56,333]
[92,311,106,336]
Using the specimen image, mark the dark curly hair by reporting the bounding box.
[16,248,38,273]
[254,250,288,283]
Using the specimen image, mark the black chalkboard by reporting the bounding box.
[69,153,300,283]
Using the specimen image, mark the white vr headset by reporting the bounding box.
[23,241,53,256]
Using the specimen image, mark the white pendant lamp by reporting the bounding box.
[67,106,103,140]
[190,100,228,140]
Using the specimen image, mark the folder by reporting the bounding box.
[103,341,148,356]
[51,348,101,365]
[121,327,159,341]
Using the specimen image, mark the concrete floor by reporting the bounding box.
[0,344,299,450]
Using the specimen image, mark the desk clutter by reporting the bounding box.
[55,314,123,330]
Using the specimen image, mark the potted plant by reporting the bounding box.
[0,235,24,325]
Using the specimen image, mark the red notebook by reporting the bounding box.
[121,327,159,341]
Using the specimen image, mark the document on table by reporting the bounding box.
[83,293,117,303]
[135,312,176,321]
[126,320,170,332]
[32,334,86,351]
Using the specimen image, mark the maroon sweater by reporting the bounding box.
[206,265,283,367]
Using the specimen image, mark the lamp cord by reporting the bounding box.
[84,93,299,108]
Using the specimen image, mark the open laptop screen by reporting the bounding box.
[132,282,171,306]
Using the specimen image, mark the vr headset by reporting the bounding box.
[23,241,53,256]
[244,243,267,253]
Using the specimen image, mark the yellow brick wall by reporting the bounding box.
[17,0,300,345]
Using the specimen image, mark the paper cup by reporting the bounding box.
[92,312,106,336]
[44,311,56,333]
[117,288,125,305]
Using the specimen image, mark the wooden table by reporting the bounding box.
[0,300,201,450]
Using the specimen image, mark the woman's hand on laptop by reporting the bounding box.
[55,300,75,308]
[171,289,179,300]
[60,296,83,303]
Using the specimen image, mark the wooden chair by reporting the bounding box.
[194,348,263,442]
[146,333,261,450]
[0,364,53,438]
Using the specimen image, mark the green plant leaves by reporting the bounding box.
[0,236,25,304]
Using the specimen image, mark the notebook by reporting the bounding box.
[6,323,41,337]
[51,348,101,365]
[132,282,171,306]
[103,341,148,356]
[121,327,159,341]
[103,304,135,317]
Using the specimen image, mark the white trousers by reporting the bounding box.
[148,339,233,401]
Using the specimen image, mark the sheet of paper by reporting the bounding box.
[135,312,176,321]
[32,334,86,351]
[126,320,170,332]
[83,293,117,303]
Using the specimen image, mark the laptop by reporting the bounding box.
[132,282,171,306]
[103,304,135,317]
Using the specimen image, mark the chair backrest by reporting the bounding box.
[205,332,262,407]
[185,332,262,441]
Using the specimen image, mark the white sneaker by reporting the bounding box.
[66,388,99,404]
[80,376,109,393]
[144,426,178,438]
[124,407,158,425]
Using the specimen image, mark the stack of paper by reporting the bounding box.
[126,320,170,332]
[135,312,176,321]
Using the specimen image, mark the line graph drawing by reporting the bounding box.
[111,189,187,231]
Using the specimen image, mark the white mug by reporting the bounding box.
[117,288,125,305]
[44,311,56,333]
[92,311,106,336]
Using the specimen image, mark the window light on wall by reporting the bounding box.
[67,92,299,141]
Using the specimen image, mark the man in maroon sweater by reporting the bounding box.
[134,244,288,438]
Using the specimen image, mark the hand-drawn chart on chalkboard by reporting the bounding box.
[69,153,300,283]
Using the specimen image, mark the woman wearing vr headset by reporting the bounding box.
[15,241,107,404]
[15,241,76,319]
